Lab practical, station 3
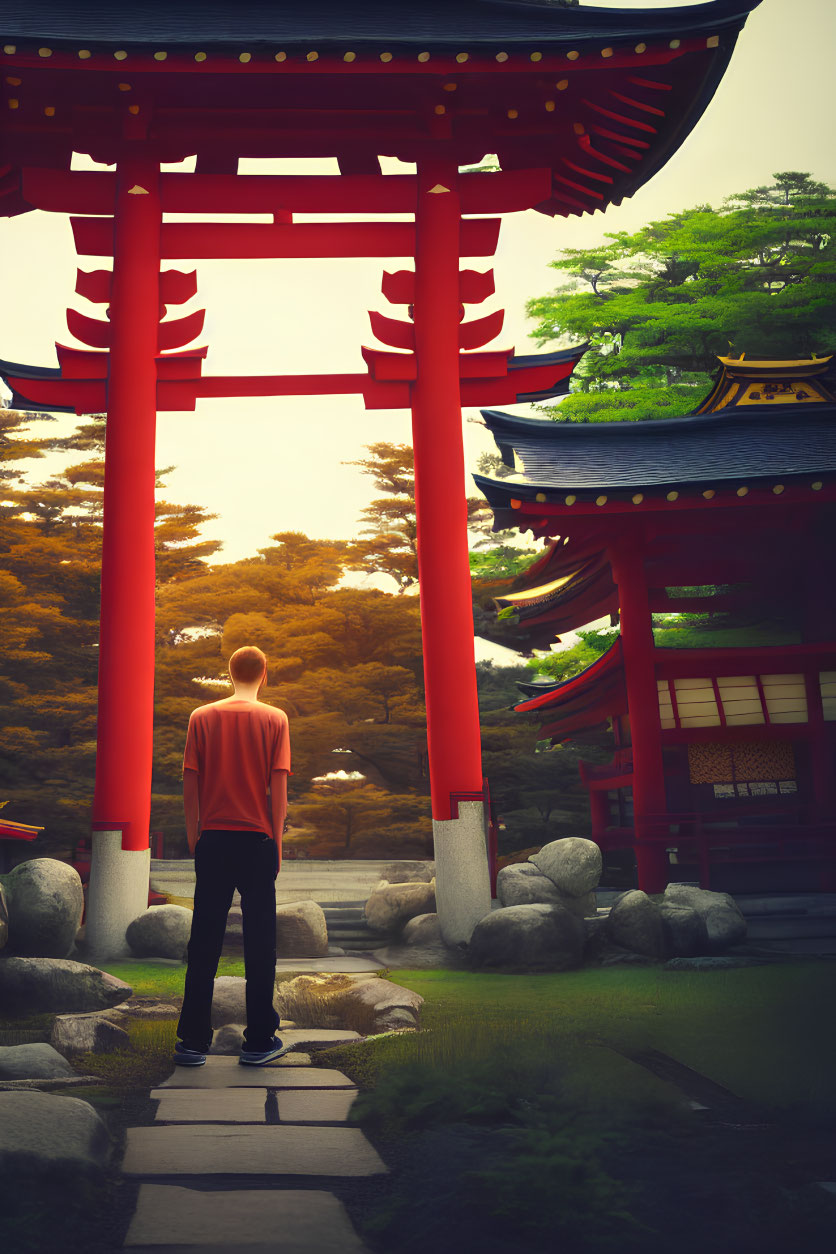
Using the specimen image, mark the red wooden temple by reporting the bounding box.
[0,0,760,951]
[475,355,836,894]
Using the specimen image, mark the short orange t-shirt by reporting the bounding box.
[183,698,291,837]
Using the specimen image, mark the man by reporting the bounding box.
[174,645,292,1067]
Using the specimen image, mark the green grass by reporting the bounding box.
[337,963,836,1120]
[84,958,836,1118]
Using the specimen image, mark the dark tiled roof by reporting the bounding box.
[0,1,761,49]
[477,403,836,495]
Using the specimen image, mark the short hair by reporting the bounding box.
[228,646,267,685]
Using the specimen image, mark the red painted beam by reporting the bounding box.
[26,167,549,216]
[71,216,501,260]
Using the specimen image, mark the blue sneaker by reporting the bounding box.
[173,1041,207,1067]
[239,1036,295,1067]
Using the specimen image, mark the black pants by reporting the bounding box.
[177,829,280,1052]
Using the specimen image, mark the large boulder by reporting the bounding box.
[663,884,747,952]
[364,880,436,935]
[0,1090,112,1176]
[529,838,602,898]
[0,880,8,950]
[50,1011,131,1058]
[659,901,710,958]
[606,891,667,960]
[126,904,193,960]
[277,972,423,1034]
[275,900,328,958]
[0,1043,78,1081]
[497,863,596,917]
[0,858,84,958]
[468,903,584,971]
[0,957,132,1013]
[340,977,424,1032]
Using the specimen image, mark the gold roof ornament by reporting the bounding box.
[697,355,835,413]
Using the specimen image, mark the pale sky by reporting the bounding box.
[2,0,834,663]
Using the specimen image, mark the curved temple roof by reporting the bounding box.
[1,2,761,221]
[0,2,763,50]
[475,357,836,507]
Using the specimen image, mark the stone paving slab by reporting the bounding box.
[275,957,384,972]
[153,1089,267,1123]
[155,1061,355,1090]
[277,1089,359,1124]
[272,1029,363,1048]
[125,1184,369,1250]
[122,1125,388,1177]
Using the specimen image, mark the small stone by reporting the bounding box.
[529,837,602,898]
[0,858,84,958]
[401,912,443,945]
[212,1023,245,1054]
[50,1011,131,1057]
[126,904,193,960]
[364,880,436,935]
[0,1042,78,1080]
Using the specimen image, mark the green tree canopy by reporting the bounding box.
[526,171,836,422]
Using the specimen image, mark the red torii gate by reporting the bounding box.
[6,161,580,955]
[0,0,760,957]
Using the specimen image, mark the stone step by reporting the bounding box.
[122,1124,388,1178]
[155,1060,357,1090]
[124,1184,371,1251]
[745,916,836,940]
[325,924,380,938]
[735,893,836,916]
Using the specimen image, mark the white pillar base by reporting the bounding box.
[432,801,492,946]
[84,829,150,963]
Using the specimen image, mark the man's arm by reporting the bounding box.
[183,767,200,855]
[270,768,288,844]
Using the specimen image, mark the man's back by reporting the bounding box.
[184,697,290,835]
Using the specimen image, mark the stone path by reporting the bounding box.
[121,1045,386,1252]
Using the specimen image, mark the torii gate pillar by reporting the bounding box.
[411,159,492,944]
[85,155,157,960]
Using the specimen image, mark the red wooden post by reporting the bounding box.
[410,158,491,936]
[85,154,160,958]
[610,539,669,894]
[92,155,160,852]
